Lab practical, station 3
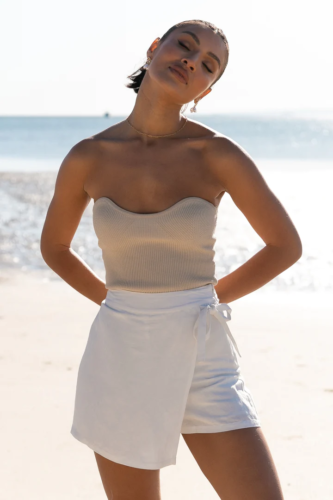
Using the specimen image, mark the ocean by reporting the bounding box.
[0,114,332,293]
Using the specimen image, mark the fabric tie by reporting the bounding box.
[193,303,242,362]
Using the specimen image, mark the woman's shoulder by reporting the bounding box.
[89,120,128,143]
[66,121,126,162]
[182,118,236,152]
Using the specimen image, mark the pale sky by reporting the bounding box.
[1,0,332,116]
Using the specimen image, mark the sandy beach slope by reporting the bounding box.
[1,269,332,499]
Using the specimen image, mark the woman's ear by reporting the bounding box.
[198,87,212,100]
[147,37,161,58]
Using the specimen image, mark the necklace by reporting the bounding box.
[126,115,188,138]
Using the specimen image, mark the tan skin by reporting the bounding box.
[41,24,301,500]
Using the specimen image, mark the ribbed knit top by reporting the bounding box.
[93,196,219,293]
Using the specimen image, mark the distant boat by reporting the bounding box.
[104,112,111,118]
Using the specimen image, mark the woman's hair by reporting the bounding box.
[125,19,229,103]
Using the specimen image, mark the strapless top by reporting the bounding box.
[93,196,219,293]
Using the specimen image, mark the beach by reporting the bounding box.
[1,113,332,498]
[1,267,332,499]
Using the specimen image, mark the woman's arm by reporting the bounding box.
[208,137,302,304]
[40,139,107,306]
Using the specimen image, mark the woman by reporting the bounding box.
[41,19,301,500]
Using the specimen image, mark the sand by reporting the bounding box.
[1,268,332,499]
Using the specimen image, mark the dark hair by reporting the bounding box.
[125,19,229,100]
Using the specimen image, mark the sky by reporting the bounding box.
[1,0,332,116]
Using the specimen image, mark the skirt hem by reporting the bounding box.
[70,427,177,470]
[181,419,261,434]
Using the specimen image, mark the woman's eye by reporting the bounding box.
[178,41,189,50]
[204,64,213,74]
[178,40,213,74]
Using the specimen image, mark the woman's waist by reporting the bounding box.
[103,282,219,315]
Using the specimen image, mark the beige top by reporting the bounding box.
[93,196,219,293]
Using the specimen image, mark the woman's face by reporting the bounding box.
[146,24,228,105]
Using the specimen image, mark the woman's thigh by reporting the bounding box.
[182,427,285,500]
[94,452,161,500]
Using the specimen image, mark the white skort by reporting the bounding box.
[71,283,261,470]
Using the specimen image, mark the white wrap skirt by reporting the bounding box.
[70,283,261,469]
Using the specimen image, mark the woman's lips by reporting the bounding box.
[169,66,187,84]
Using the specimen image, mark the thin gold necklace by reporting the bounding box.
[126,115,188,138]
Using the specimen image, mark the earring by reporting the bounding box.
[143,57,152,70]
[190,98,200,113]
[190,88,211,112]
